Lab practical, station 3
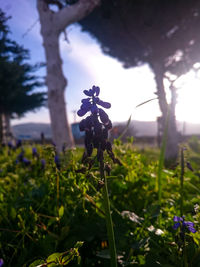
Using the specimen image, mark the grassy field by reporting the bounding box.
[0,138,200,266]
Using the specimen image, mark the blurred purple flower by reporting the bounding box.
[16,139,22,148]
[23,158,31,166]
[0,258,3,267]
[8,141,13,149]
[41,159,46,169]
[32,147,39,158]
[54,155,61,170]
[173,216,196,233]
[16,151,24,163]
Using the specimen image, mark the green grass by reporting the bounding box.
[0,140,200,266]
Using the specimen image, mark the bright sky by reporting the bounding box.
[1,0,200,125]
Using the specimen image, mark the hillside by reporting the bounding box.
[11,121,200,140]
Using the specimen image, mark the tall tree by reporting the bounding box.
[79,0,200,162]
[37,0,100,152]
[0,10,46,143]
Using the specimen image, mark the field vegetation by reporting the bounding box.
[0,137,200,266]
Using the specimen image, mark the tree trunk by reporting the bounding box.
[152,62,179,163]
[43,30,74,152]
[37,0,100,152]
[4,113,13,142]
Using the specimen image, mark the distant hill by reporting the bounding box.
[12,123,52,140]
[11,121,200,140]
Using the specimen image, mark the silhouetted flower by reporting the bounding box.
[77,85,111,118]
[173,216,196,233]
[78,86,121,167]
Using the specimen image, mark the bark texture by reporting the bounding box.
[37,0,100,152]
[152,61,179,163]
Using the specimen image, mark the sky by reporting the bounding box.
[1,0,200,125]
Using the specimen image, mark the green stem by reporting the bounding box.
[100,161,117,267]
[157,108,170,204]
[180,148,184,217]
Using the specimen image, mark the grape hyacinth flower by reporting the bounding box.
[173,216,196,233]
[16,151,24,163]
[41,159,46,169]
[54,155,61,170]
[77,85,120,165]
[7,141,13,149]
[32,147,39,159]
[0,258,4,267]
[78,85,118,266]
[22,157,31,166]
[16,139,22,148]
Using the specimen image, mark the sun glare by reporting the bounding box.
[176,71,200,123]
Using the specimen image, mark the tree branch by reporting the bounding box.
[54,0,101,32]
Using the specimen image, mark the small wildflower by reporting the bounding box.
[32,147,39,158]
[16,139,22,148]
[22,158,31,166]
[78,85,120,165]
[0,258,4,267]
[186,161,194,172]
[41,159,46,169]
[173,216,196,233]
[8,141,13,149]
[16,151,24,162]
[54,155,61,170]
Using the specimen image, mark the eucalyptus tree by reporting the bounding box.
[79,0,200,162]
[37,0,100,152]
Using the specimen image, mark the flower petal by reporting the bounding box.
[173,216,182,222]
[98,100,111,109]
[187,226,196,233]
[79,119,86,131]
[91,105,98,114]
[81,102,91,111]
[92,85,100,96]
[77,109,88,117]
[173,222,180,230]
[99,108,109,124]
[84,89,93,96]
[81,98,91,104]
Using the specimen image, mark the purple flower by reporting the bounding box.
[0,258,4,267]
[7,141,13,149]
[41,159,46,169]
[54,155,61,170]
[16,139,22,148]
[78,86,121,166]
[32,147,39,158]
[23,158,31,166]
[173,216,196,233]
[77,85,111,119]
[16,151,24,162]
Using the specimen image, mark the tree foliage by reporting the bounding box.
[78,0,200,162]
[79,0,200,76]
[0,9,46,119]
